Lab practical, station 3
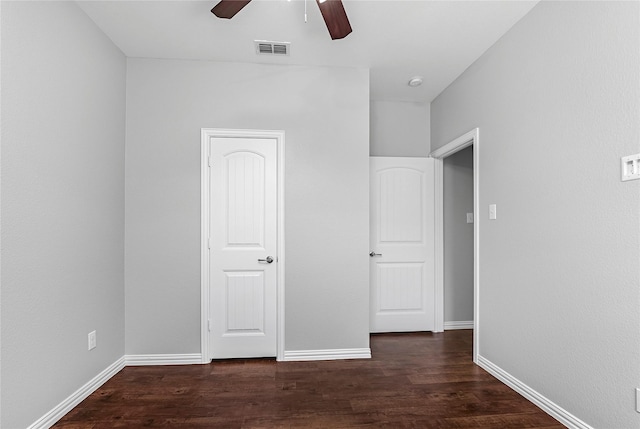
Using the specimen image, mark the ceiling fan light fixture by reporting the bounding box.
[408,76,423,87]
[212,0,352,40]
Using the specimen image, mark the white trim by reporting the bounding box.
[444,320,474,330]
[200,128,286,363]
[276,132,286,362]
[200,129,210,363]
[429,129,475,159]
[433,159,444,333]
[429,128,480,362]
[125,354,203,366]
[476,355,594,429]
[472,131,480,363]
[283,348,372,362]
[27,357,125,429]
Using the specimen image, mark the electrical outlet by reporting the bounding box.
[88,331,96,351]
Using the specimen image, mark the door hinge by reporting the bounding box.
[208,156,212,168]
[207,238,211,249]
[208,319,212,332]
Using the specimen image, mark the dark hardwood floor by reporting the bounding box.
[54,330,564,428]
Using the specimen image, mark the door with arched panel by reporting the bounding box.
[209,137,278,358]
[369,157,435,332]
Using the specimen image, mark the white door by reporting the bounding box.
[209,137,278,359]
[369,157,435,333]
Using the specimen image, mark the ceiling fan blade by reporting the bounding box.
[316,0,352,40]
[211,0,252,19]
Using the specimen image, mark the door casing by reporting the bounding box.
[429,128,479,363]
[201,128,285,362]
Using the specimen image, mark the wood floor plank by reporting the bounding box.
[53,331,564,428]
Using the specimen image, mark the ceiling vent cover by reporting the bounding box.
[255,40,290,56]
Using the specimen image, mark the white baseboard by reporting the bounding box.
[125,353,203,366]
[27,357,125,429]
[444,320,474,330]
[283,348,371,362]
[29,347,368,428]
[476,355,593,429]
[29,354,202,428]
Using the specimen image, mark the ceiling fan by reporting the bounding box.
[211,0,352,40]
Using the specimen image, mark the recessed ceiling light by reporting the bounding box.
[408,76,423,87]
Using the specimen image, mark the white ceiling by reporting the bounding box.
[78,0,538,103]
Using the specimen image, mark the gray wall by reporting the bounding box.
[1,2,126,428]
[125,59,370,354]
[431,2,640,427]
[370,101,429,157]
[443,146,473,323]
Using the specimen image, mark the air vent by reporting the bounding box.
[255,40,290,56]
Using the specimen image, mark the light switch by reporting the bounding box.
[466,213,474,224]
[489,204,497,220]
[622,154,640,181]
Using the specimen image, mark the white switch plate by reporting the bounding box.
[466,213,474,224]
[489,204,497,220]
[621,154,640,181]
[88,330,96,351]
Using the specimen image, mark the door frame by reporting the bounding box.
[200,128,285,363]
[429,128,479,362]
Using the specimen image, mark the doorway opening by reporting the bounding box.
[430,128,479,362]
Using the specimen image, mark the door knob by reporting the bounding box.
[369,251,382,257]
[258,256,274,264]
